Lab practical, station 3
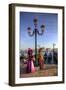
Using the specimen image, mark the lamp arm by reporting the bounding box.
[28,30,34,37]
[37,30,44,35]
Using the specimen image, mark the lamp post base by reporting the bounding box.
[34,60,39,67]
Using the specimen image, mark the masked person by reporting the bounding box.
[38,48,44,70]
[27,48,35,73]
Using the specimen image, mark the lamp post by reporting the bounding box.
[52,43,56,64]
[27,18,45,66]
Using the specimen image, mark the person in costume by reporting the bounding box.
[27,48,35,73]
[38,48,44,70]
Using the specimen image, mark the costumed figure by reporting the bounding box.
[27,48,35,73]
[38,48,44,70]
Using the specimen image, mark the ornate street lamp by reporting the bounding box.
[27,18,45,66]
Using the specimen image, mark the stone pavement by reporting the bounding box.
[20,64,58,78]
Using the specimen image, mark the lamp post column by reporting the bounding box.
[52,43,55,64]
[35,29,38,66]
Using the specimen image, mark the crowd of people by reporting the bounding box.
[44,49,58,64]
